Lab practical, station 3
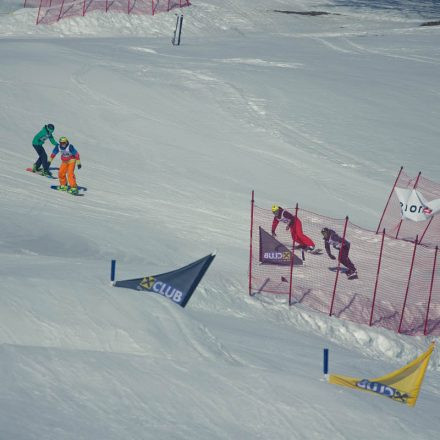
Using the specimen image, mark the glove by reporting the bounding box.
[329,255,336,260]
[285,225,290,231]
[77,164,82,170]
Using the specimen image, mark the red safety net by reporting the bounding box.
[377,168,440,247]
[249,197,440,336]
[24,1,190,25]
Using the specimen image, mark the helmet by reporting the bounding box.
[46,123,55,132]
[271,205,279,214]
[59,136,69,146]
[321,227,330,237]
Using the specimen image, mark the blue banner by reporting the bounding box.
[114,253,215,308]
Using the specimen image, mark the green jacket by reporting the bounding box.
[32,126,58,147]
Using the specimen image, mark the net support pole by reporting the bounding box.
[248,190,255,296]
[82,0,86,16]
[395,171,421,240]
[398,235,418,333]
[329,216,349,316]
[288,203,299,306]
[376,166,403,234]
[36,0,43,25]
[369,228,386,326]
[57,0,66,22]
[424,246,438,335]
[418,216,433,246]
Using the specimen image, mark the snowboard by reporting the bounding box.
[50,185,86,196]
[329,266,344,272]
[328,267,358,280]
[292,245,323,255]
[26,168,56,179]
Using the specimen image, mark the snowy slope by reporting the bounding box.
[1,1,440,439]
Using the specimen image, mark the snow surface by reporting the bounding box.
[1,0,440,438]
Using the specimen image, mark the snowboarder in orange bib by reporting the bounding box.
[49,136,82,195]
[271,205,315,250]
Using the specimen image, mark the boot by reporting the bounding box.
[346,269,358,279]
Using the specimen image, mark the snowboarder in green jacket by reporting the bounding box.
[32,124,58,177]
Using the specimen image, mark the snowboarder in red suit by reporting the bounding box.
[271,205,315,250]
[321,227,357,278]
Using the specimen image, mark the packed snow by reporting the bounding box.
[1,0,439,438]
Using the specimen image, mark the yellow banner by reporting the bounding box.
[329,343,435,407]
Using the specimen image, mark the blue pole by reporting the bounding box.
[111,260,116,283]
[323,348,329,375]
